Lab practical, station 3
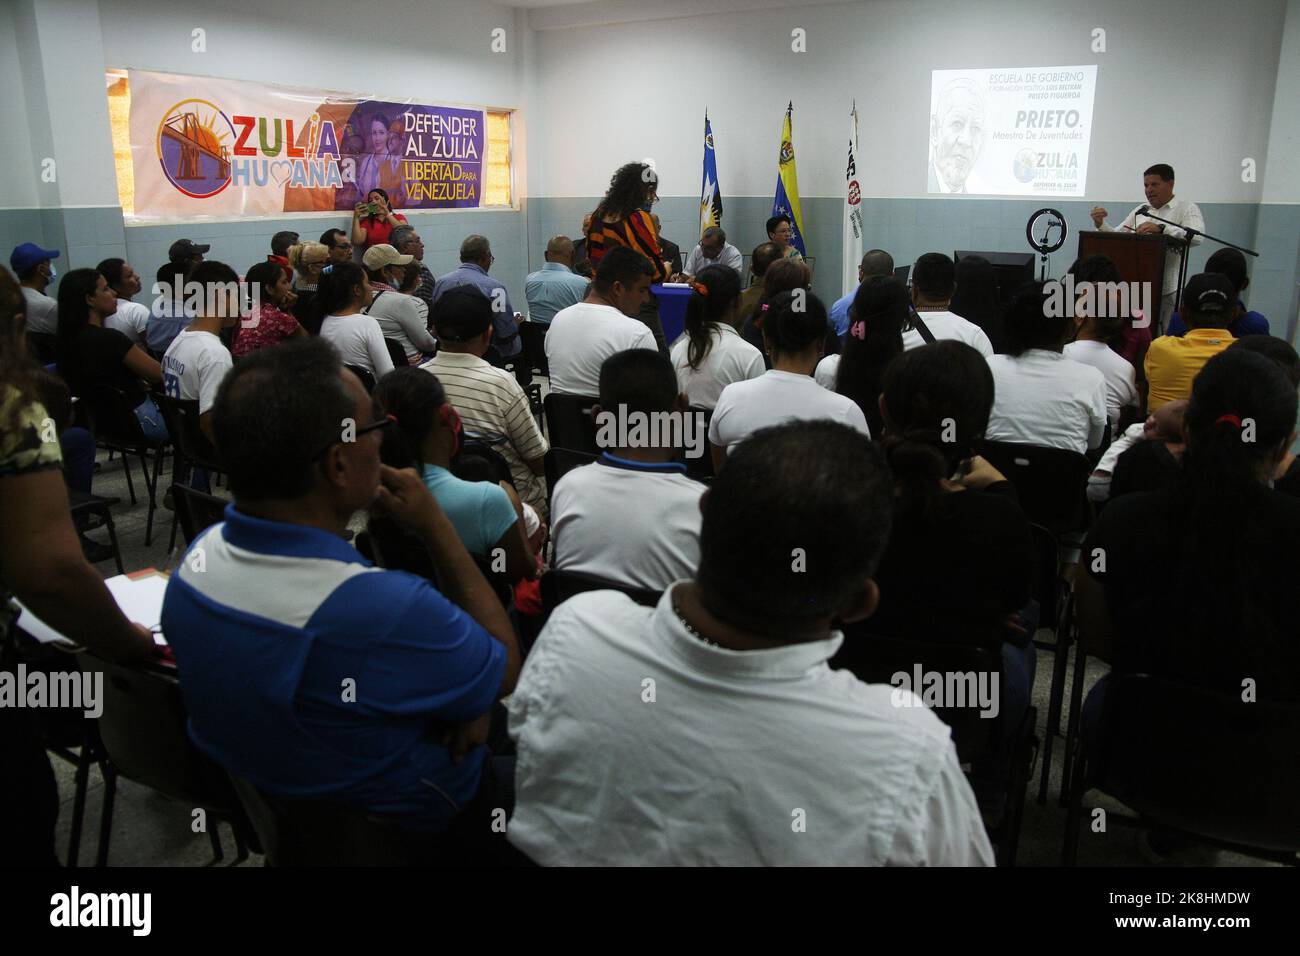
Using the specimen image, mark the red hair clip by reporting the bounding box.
[850,320,866,340]
[1215,414,1242,428]
[691,281,708,297]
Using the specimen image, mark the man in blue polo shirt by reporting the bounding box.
[829,249,894,339]
[524,236,589,325]
[162,337,520,836]
[1165,247,1268,337]
[432,235,521,359]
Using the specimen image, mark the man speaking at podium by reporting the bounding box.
[1090,163,1203,332]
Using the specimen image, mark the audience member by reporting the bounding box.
[1,263,155,866]
[425,286,549,516]
[908,254,994,355]
[839,340,1035,758]
[362,244,438,363]
[710,290,869,469]
[398,261,430,328]
[1145,272,1237,412]
[545,246,657,397]
[163,260,239,458]
[1166,248,1268,337]
[524,236,589,325]
[390,225,435,315]
[766,214,803,261]
[162,337,521,836]
[572,213,593,278]
[985,283,1107,454]
[739,256,811,357]
[949,255,1004,352]
[1088,399,1186,503]
[268,231,299,281]
[168,238,209,268]
[586,162,669,349]
[147,260,194,356]
[11,243,60,336]
[432,235,521,361]
[1068,254,1151,372]
[669,264,764,409]
[350,188,408,251]
[55,267,166,439]
[507,419,992,865]
[682,226,743,280]
[1064,276,1140,428]
[315,262,394,379]
[737,241,781,324]
[552,349,705,590]
[823,275,908,437]
[374,367,535,581]
[98,257,151,347]
[829,249,894,340]
[286,241,329,334]
[233,261,306,358]
[1079,347,1300,756]
[320,228,354,265]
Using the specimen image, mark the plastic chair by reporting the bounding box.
[518,321,550,379]
[540,568,662,615]
[67,489,125,574]
[974,440,1093,538]
[343,364,376,393]
[383,338,409,371]
[679,406,714,482]
[542,392,599,454]
[85,385,170,546]
[544,447,599,504]
[1063,672,1300,865]
[156,394,224,551]
[171,484,229,546]
[76,652,256,866]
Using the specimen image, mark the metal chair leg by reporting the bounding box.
[119,449,136,505]
[66,746,91,867]
[102,509,125,575]
[208,825,224,864]
[96,763,117,867]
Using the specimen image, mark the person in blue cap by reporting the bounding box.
[10,242,60,337]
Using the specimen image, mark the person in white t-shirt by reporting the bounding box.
[986,283,1108,455]
[710,290,870,472]
[552,348,705,591]
[906,253,994,356]
[507,419,993,866]
[98,258,152,348]
[162,260,238,445]
[315,261,394,380]
[545,246,657,397]
[1063,280,1139,428]
[669,264,764,410]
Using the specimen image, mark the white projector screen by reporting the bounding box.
[927,66,1098,197]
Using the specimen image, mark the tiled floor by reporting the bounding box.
[51,421,1275,868]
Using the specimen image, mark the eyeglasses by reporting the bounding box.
[310,414,396,461]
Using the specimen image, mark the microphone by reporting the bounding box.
[1136,204,1150,216]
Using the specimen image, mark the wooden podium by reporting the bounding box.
[1077,231,1179,332]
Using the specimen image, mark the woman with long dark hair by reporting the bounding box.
[351,186,408,252]
[233,261,306,357]
[818,275,908,436]
[1,264,154,865]
[1080,347,1300,714]
[838,340,1035,802]
[373,367,535,581]
[55,267,166,439]
[585,162,669,350]
[314,262,393,378]
[709,289,869,472]
[739,256,812,362]
[668,264,763,409]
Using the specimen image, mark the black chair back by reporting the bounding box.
[1093,673,1300,853]
[365,516,441,590]
[343,364,377,393]
[540,568,662,612]
[974,440,1092,537]
[77,653,248,819]
[85,385,152,449]
[519,321,549,378]
[383,337,409,371]
[156,394,222,472]
[544,447,599,502]
[171,483,229,545]
[227,773,438,866]
[543,392,599,453]
[832,630,1003,763]
[680,406,714,481]
[453,440,516,489]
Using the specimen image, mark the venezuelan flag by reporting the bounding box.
[772,102,807,256]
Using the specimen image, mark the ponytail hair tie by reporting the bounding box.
[760,303,769,312]
[1215,414,1242,429]
[691,281,709,297]
[850,320,866,340]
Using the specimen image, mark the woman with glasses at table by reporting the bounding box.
[584,162,670,351]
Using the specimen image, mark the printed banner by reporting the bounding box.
[927,66,1097,197]
[122,69,487,220]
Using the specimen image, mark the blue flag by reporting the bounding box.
[700,114,722,237]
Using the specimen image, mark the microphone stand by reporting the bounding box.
[1138,209,1259,315]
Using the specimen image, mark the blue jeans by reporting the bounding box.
[60,427,96,494]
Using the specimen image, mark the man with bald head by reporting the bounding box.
[683,226,743,280]
[928,77,985,194]
[525,235,591,325]
[829,249,896,339]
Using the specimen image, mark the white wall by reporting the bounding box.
[0,1,39,209]
[527,0,1288,203]
[98,0,524,113]
[1261,0,1300,204]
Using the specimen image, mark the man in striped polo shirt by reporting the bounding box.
[424,286,549,517]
